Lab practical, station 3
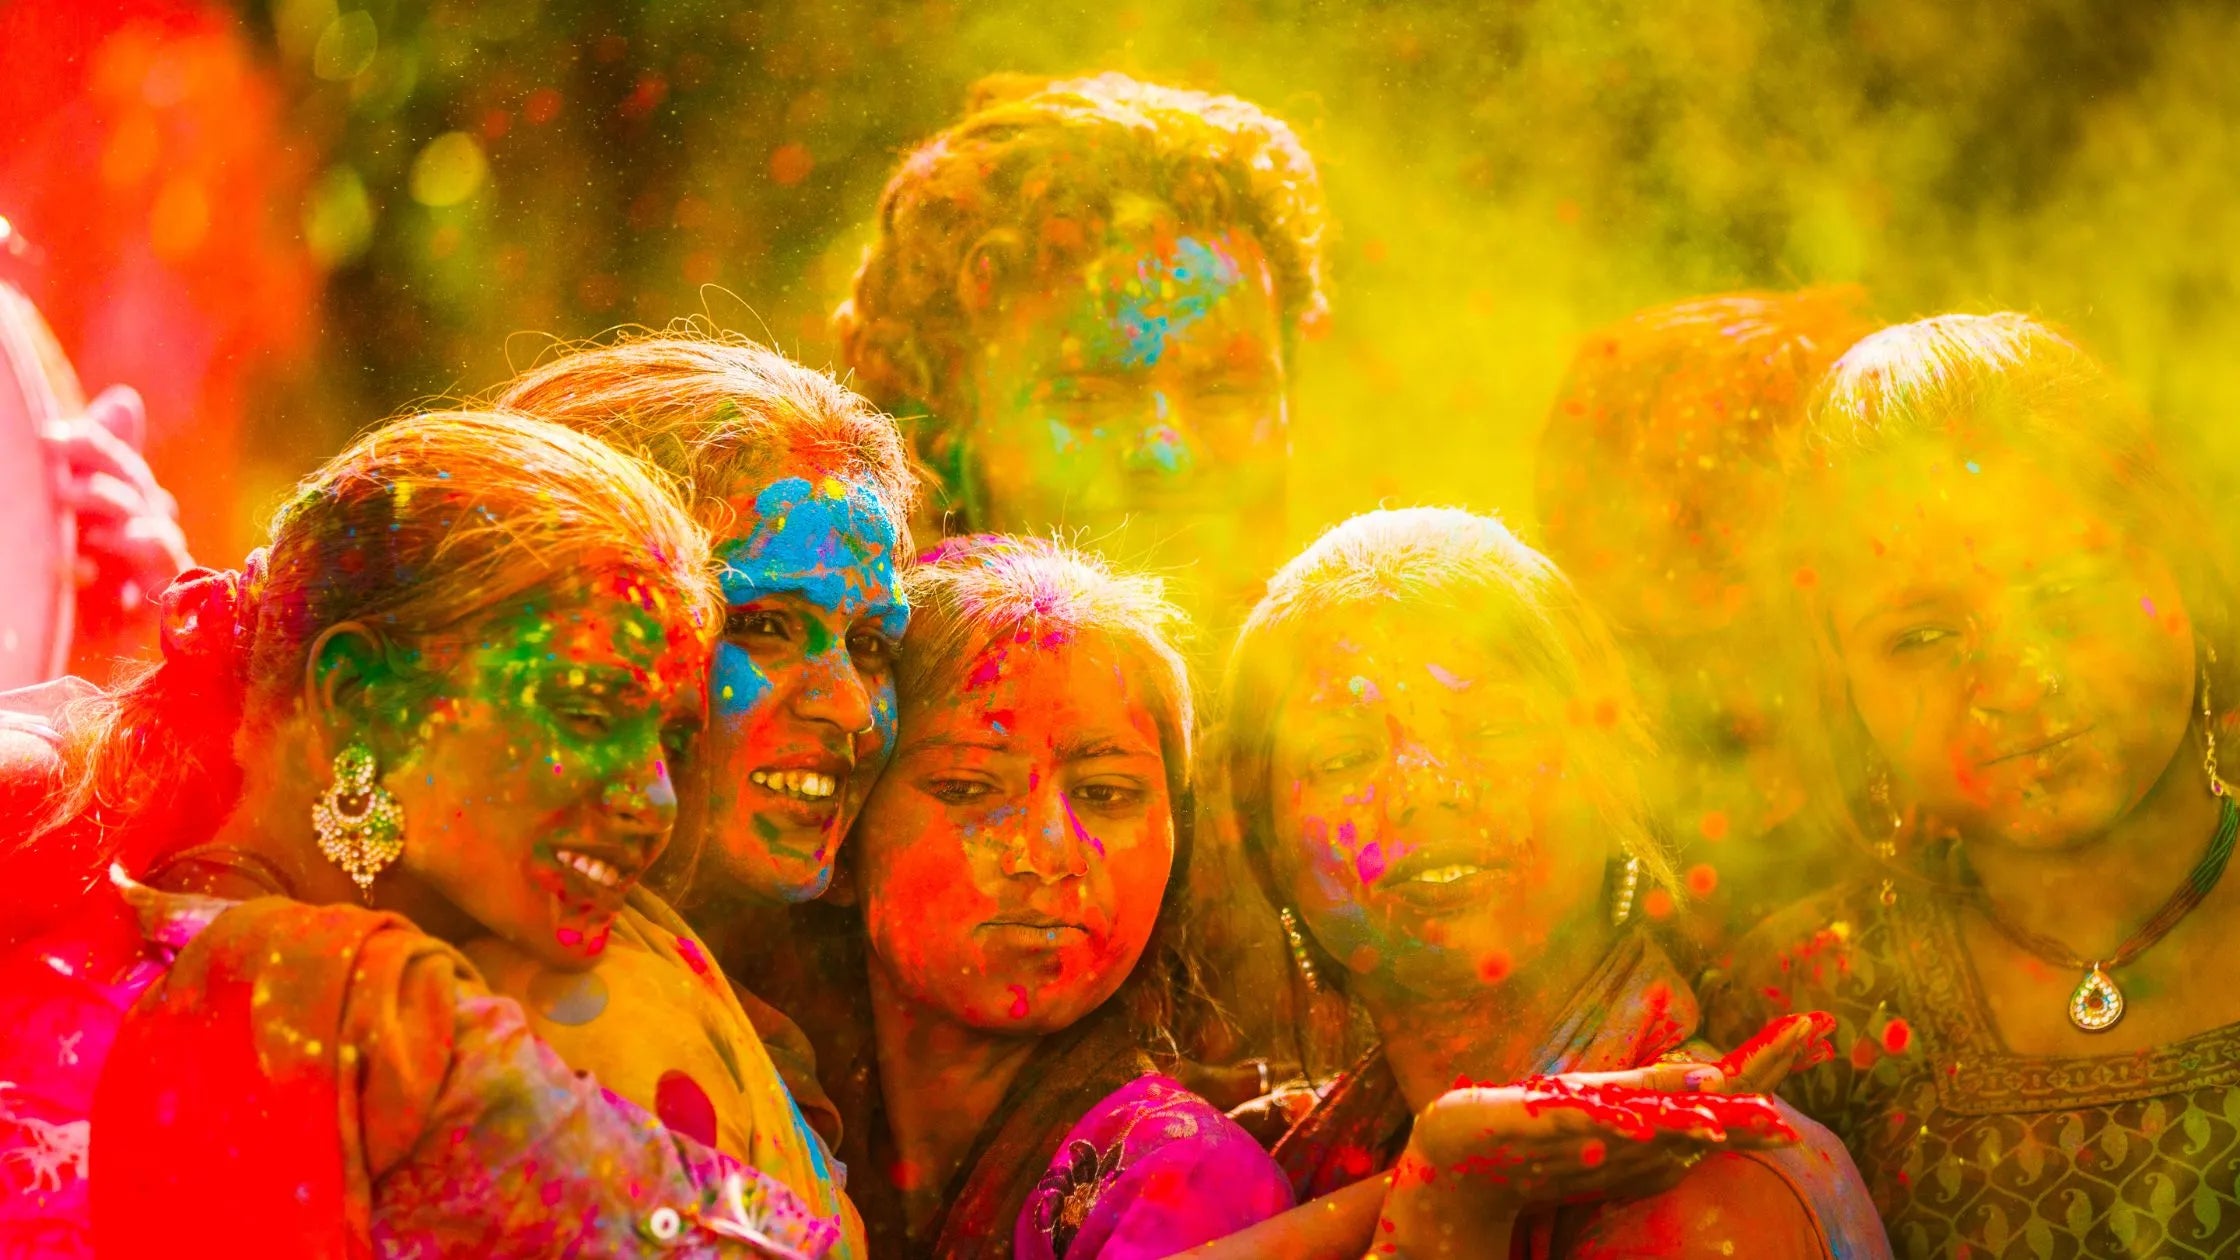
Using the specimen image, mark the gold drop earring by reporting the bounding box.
[313,740,405,901]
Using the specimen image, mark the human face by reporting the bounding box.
[1267,615,1612,999]
[386,567,710,970]
[1817,443,2197,850]
[965,222,1288,630]
[689,471,908,903]
[856,631,1174,1036]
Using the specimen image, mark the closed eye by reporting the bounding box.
[557,709,613,739]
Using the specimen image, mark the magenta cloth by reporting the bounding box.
[0,888,165,1258]
[1013,1074,1294,1260]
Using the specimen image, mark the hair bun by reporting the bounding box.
[157,565,249,683]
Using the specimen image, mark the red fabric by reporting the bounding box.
[90,898,397,1258]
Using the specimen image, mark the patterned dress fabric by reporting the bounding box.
[1014,1074,1294,1260]
[465,888,863,1258]
[0,874,833,1257]
[1706,880,2240,1259]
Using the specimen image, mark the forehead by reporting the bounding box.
[918,629,1159,729]
[712,471,903,604]
[1822,445,2117,588]
[1288,617,1516,710]
[477,567,708,686]
[1010,226,1282,353]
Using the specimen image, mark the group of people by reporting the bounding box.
[0,70,2232,1260]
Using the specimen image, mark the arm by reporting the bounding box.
[1567,1151,1826,1260]
[1163,1175,1390,1260]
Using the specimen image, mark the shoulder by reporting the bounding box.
[1571,1151,1830,1260]
[0,678,89,827]
[1019,1075,1294,1260]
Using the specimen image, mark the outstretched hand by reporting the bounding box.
[1373,1012,1836,1258]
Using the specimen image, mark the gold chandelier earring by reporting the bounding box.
[313,740,405,900]
[2203,647,2230,797]
[1609,855,1642,927]
[1866,758,1903,908]
[1278,906,1321,994]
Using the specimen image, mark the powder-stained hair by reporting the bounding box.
[1782,312,2238,862]
[495,328,920,556]
[889,533,1200,1047]
[834,72,1332,447]
[6,410,719,946]
[1536,287,1875,631]
[1222,507,1674,982]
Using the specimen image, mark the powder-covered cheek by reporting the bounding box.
[709,641,774,728]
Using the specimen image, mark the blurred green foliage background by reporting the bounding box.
[246,0,2240,555]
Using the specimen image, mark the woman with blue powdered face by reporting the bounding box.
[475,334,926,1260]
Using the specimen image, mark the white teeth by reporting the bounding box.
[1413,864,1482,885]
[555,849,621,888]
[753,769,838,800]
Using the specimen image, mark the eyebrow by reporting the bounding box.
[900,732,1010,757]
[1851,589,1945,635]
[1060,735,1160,761]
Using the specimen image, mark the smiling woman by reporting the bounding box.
[0,410,849,1255]
[484,332,926,1260]
[836,535,1294,1259]
[1218,508,1885,1259]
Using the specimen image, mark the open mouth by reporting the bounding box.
[748,767,841,803]
[1982,725,2093,767]
[540,844,646,924]
[555,848,630,889]
[1408,863,1485,886]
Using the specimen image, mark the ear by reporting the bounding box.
[301,621,392,765]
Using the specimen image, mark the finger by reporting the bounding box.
[59,471,147,522]
[1676,1092,1801,1146]
[1716,1012,1834,1093]
[44,421,160,497]
[87,384,147,451]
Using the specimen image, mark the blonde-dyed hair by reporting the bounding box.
[834,72,1331,461]
[885,533,1200,1047]
[495,329,920,551]
[6,410,719,945]
[1223,508,1674,982]
[1783,312,2238,867]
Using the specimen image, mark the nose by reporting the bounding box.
[601,743,680,835]
[1122,392,1199,478]
[1000,780,1094,883]
[1965,614,2063,722]
[792,642,876,736]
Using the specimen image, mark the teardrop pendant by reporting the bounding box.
[2069,965,2125,1032]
